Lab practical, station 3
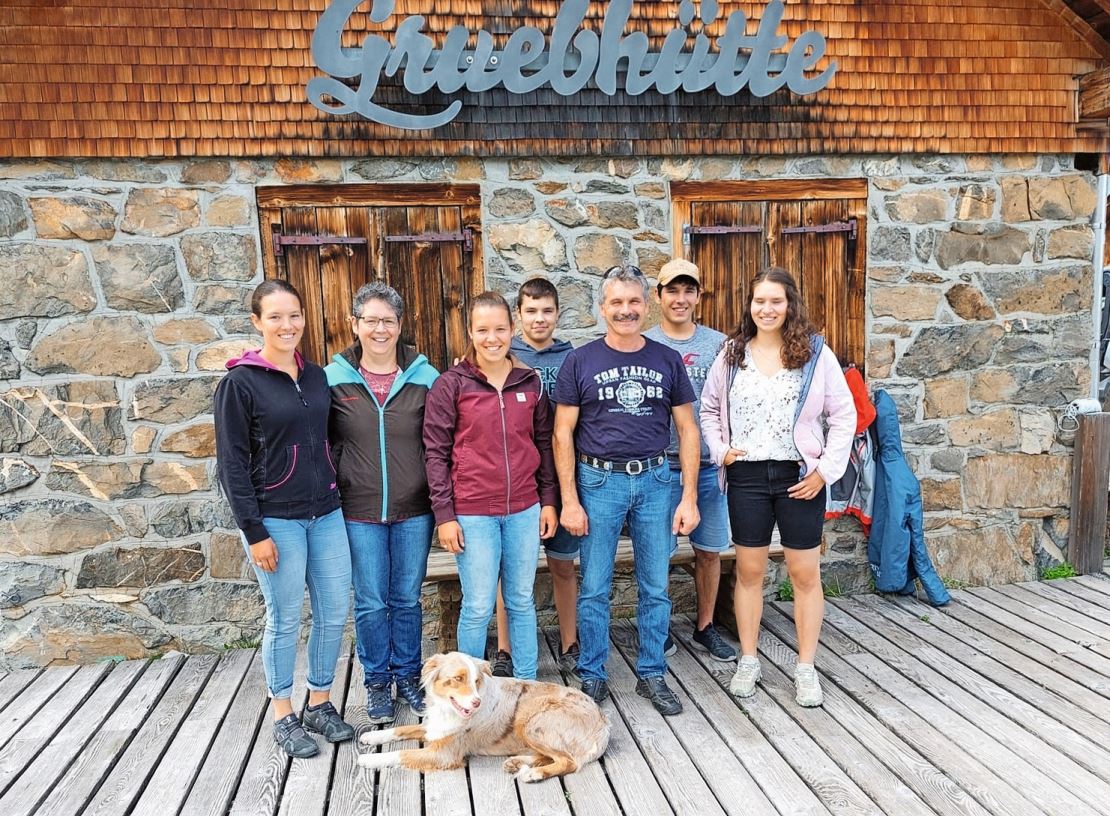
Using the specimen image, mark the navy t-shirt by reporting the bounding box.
[552,337,695,461]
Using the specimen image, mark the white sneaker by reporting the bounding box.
[729,656,761,698]
[794,664,823,707]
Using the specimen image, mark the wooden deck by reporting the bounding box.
[4,574,1110,815]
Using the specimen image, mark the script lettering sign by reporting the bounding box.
[308,0,837,130]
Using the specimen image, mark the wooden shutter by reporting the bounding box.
[673,180,867,368]
[257,184,482,371]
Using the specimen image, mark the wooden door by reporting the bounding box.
[257,184,482,371]
[673,180,867,368]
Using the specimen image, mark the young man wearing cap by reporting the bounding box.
[644,258,738,663]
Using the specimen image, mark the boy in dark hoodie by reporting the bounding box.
[492,278,579,678]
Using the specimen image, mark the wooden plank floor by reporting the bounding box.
[4,575,1110,815]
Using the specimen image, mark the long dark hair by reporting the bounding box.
[463,291,514,365]
[724,267,815,369]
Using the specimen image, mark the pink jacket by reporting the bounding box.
[700,336,856,490]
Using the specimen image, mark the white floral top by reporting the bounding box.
[728,347,803,462]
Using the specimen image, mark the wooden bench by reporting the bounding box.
[424,534,784,649]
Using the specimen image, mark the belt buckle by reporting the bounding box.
[625,459,643,475]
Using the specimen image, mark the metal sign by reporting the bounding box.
[307,0,837,130]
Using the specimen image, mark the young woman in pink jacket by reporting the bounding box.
[700,267,855,708]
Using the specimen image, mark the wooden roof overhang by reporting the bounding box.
[1,0,1109,159]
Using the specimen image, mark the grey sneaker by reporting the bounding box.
[491,649,514,678]
[273,713,319,758]
[794,664,824,707]
[395,675,426,716]
[558,642,580,679]
[729,656,762,698]
[663,635,677,657]
[580,678,610,703]
[692,624,738,662]
[635,675,682,716]
[366,683,395,724]
[303,701,354,743]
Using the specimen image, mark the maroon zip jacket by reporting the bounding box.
[423,356,558,525]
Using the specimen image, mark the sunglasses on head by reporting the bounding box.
[604,265,644,278]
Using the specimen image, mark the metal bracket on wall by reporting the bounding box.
[385,228,474,252]
[781,217,858,241]
[682,223,762,246]
[271,224,369,257]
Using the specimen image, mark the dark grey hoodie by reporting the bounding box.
[510,336,574,395]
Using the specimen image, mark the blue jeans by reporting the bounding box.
[346,514,433,687]
[247,508,352,699]
[575,461,673,681]
[669,465,731,553]
[455,504,541,679]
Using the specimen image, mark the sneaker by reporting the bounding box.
[303,701,355,743]
[692,623,738,663]
[558,642,580,679]
[491,649,514,678]
[794,664,824,707]
[663,635,677,657]
[273,713,319,758]
[395,675,426,716]
[635,675,683,716]
[366,683,395,724]
[580,678,610,703]
[729,656,762,698]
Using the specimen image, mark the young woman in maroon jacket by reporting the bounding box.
[423,291,558,680]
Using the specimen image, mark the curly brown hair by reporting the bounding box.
[723,267,816,370]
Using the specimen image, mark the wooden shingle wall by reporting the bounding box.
[0,0,1107,158]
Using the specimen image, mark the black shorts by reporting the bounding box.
[726,460,825,550]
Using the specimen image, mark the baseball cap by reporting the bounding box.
[657,258,701,288]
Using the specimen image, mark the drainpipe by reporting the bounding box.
[1092,171,1107,400]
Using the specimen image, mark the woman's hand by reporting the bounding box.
[723,447,746,466]
[788,468,826,501]
[438,521,465,554]
[250,538,278,572]
[539,505,558,539]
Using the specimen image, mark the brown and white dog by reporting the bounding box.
[358,651,609,781]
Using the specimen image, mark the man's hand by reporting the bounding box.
[438,520,465,553]
[539,505,558,539]
[250,538,278,572]
[788,469,826,501]
[672,496,700,536]
[560,501,589,537]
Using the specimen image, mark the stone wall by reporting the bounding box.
[0,154,1095,666]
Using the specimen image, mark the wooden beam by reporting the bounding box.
[1038,0,1110,60]
[1081,65,1110,118]
[1067,413,1110,575]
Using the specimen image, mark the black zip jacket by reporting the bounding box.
[214,349,340,544]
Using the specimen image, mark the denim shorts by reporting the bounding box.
[668,465,730,553]
[543,524,579,561]
[726,460,826,550]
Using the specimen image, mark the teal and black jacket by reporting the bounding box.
[325,342,439,523]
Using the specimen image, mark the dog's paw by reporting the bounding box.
[515,766,544,783]
[357,751,397,770]
[502,757,530,775]
[359,729,393,746]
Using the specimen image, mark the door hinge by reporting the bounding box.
[384,228,474,252]
[682,222,762,246]
[781,217,858,241]
[271,224,368,257]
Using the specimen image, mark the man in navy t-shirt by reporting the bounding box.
[552,265,700,716]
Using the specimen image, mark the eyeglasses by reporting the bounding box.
[356,316,399,330]
[604,265,644,278]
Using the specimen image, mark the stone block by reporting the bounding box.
[948,409,1019,448]
[26,316,160,377]
[0,191,29,237]
[1,603,173,667]
[934,223,1030,269]
[46,459,146,500]
[142,582,262,625]
[884,190,948,223]
[867,266,907,283]
[181,232,258,282]
[980,265,1090,315]
[898,324,1003,378]
[132,426,156,453]
[609,158,642,178]
[0,456,39,494]
[969,363,1085,406]
[1027,174,1097,220]
[121,188,200,237]
[0,499,123,557]
[929,525,1032,585]
[659,158,694,180]
[944,283,995,320]
[0,340,19,379]
[488,220,566,274]
[141,461,209,495]
[205,195,251,227]
[545,198,588,227]
[77,545,205,588]
[194,283,253,315]
[80,160,167,183]
[587,201,639,230]
[870,284,942,320]
[573,233,628,276]
[867,339,895,378]
[902,423,948,446]
[274,159,343,183]
[196,338,254,371]
[29,196,117,240]
[635,246,669,278]
[351,159,416,180]
[180,160,231,185]
[923,376,969,418]
[161,423,216,458]
[533,181,567,195]
[999,176,1031,221]
[0,160,75,180]
[930,448,964,473]
[1019,410,1056,454]
[555,276,598,329]
[0,380,125,456]
[0,244,95,319]
[993,328,1051,364]
[119,503,148,537]
[508,159,542,180]
[93,244,184,313]
[1046,226,1093,260]
[954,184,996,220]
[210,530,251,579]
[130,376,220,424]
[153,318,219,345]
[0,562,65,609]
[870,226,912,262]
[741,157,788,177]
[965,453,1070,509]
[633,182,666,199]
[577,179,630,195]
[150,499,234,538]
[920,478,962,511]
[488,188,535,218]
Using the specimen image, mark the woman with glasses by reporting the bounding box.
[325,281,439,724]
[423,291,559,681]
